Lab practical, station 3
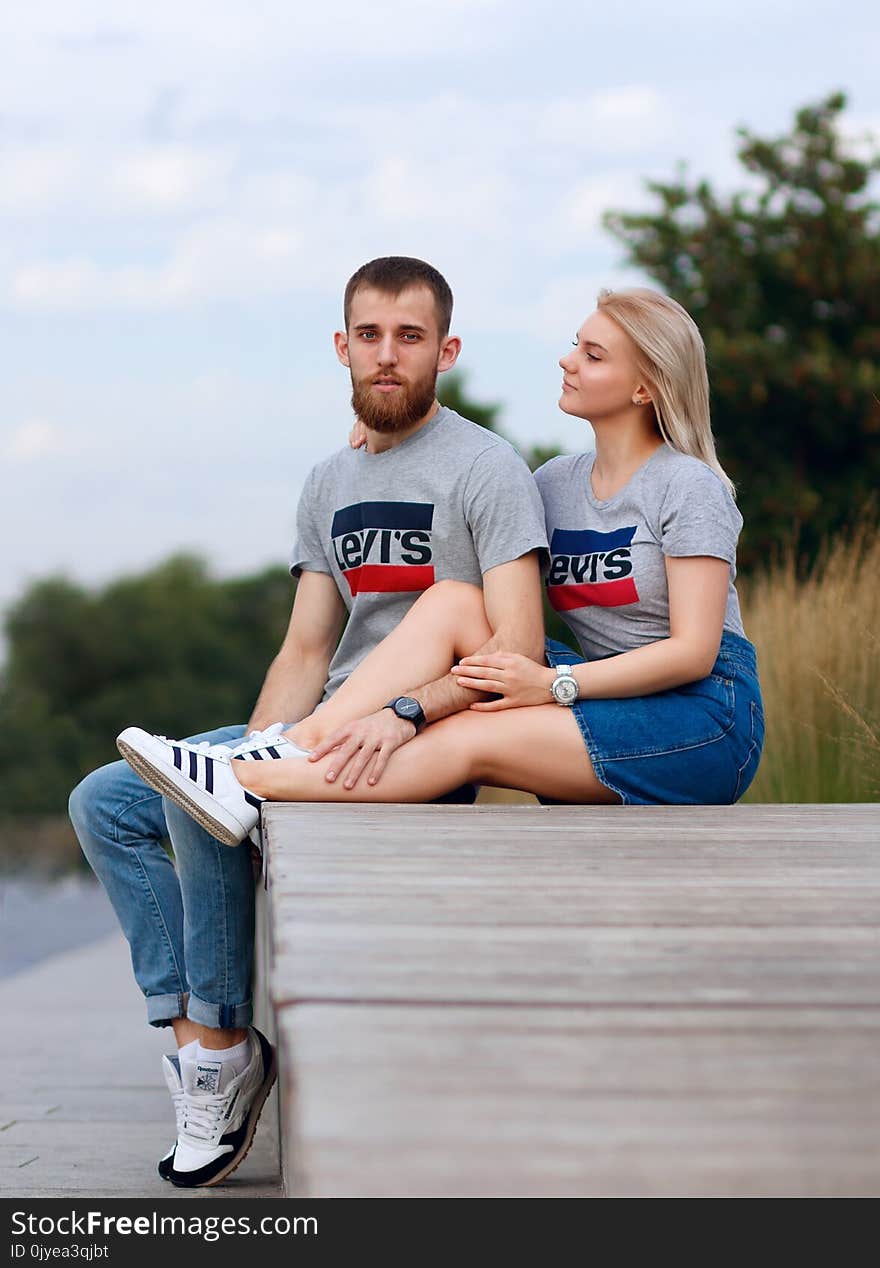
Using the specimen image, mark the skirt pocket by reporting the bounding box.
[573,670,737,763]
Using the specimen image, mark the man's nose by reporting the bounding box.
[377,337,398,366]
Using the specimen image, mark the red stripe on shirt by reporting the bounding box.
[342,564,435,596]
[547,578,639,611]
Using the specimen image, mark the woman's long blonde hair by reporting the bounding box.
[597,287,735,498]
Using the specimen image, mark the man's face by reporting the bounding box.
[335,285,459,433]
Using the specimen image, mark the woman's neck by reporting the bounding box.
[589,419,664,499]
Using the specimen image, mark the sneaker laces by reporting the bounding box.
[233,723,289,753]
[247,722,286,742]
[181,1091,231,1147]
[155,736,237,762]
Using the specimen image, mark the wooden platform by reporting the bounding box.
[261,802,880,1198]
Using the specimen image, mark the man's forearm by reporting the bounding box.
[247,650,330,732]
[408,623,545,725]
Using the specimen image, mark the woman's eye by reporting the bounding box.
[586,352,600,362]
[571,337,578,346]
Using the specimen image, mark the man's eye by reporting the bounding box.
[360,331,378,340]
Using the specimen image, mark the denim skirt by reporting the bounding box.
[544,631,765,805]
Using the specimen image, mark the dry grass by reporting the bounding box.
[740,512,880,802]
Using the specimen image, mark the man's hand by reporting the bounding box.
[455,652,555,710]
[308,708,418,788]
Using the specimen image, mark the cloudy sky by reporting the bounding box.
[2,0,878,619]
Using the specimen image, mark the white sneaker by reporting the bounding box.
[169,1028,277,1188]
[227,725,311,847]
[116,727,263,846]
[147,724,304,762]
[157,1053,185,1181]
[229,722,286,756]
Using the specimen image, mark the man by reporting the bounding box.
[69,256,548,1188]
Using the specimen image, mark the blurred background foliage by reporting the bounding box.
[1,94,878,853]
[604,91,880,569]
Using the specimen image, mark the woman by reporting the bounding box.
[118,287,764,842]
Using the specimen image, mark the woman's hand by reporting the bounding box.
[454,652,556,711]
[349,417,368,449]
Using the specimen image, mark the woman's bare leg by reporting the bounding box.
[289,581,492,748]
[240,706,620,805]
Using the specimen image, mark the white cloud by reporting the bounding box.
[108,146,234,213]
[538,87,671,154]
[5,419,66,460]
[363,157,509,228]
[0,148,78,212]
[8,216,308,309]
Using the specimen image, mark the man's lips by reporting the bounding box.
[372,378,403,392]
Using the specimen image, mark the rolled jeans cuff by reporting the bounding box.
[186,991,253,1031]
[146,991,188,1028]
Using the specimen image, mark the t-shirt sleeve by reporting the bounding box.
[462,444,549,575]
[289,468,333,578]
[659,463,743,563]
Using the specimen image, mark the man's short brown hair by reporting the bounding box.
[343,257,454,337]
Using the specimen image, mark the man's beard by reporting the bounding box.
[351,370,438,434]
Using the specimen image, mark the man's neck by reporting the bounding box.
[364,400,441,454]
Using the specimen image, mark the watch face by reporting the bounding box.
[395,697,421,719]
[553,675,578,704]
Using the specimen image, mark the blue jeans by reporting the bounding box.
[69,724,253,1028]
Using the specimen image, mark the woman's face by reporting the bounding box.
[558,310,644,423]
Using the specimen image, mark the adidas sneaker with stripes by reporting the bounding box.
[116,727,308,846]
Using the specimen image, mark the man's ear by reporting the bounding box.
[334,330,350,367]
[437,335,462,373]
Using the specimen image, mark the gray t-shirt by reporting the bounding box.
[533,444,745,661]
[291,406,549,698]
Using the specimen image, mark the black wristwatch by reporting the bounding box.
[383,696,427,732]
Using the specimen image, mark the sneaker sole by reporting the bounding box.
[171,1036,278,1189]
[116,731,250,847]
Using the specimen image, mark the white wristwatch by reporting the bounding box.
[550,665,579,706]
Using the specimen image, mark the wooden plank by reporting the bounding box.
[278,1005,880,1197]
[263,802,880,853]
[265,806,880,1007]
[271,923,879,1006]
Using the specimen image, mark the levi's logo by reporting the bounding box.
[546,526,639,610]
[331,501,435,596]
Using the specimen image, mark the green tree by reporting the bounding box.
[440,370,558,473]
[0,556,294,814]
[604,92,880,568]
[438,370,504,434]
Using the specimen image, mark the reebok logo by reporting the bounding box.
[331,501,435,596]
[195,1063,222,1093]
[546,526,639,610]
